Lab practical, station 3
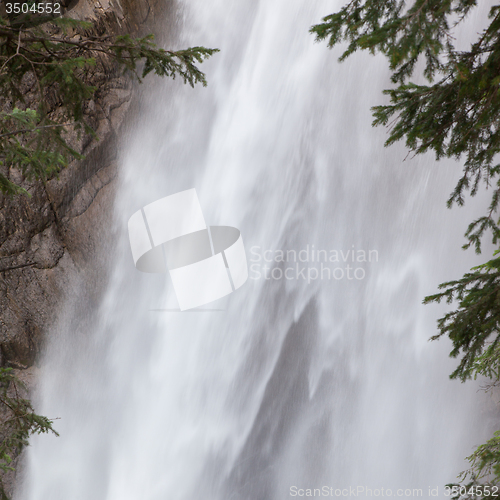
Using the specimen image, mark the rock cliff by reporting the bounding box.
[0,0,167,369]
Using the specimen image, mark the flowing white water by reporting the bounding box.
[19,1,497,499]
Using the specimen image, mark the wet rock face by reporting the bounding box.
[0,0,165,368]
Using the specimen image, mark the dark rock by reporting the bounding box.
[0,0,164,368]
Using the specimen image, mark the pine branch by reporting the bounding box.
[0,14,218,196]
[311,1,500,251]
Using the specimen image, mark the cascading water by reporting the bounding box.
[18,1,497,499]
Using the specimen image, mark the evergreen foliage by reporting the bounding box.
[0,368,57,499]
[311,1,500,253]
[0,10,218,196]
[423,252,500,382]
[444,431,500,499]
[311,1,500,497]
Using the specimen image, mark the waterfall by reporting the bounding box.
[19,1,495,499]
